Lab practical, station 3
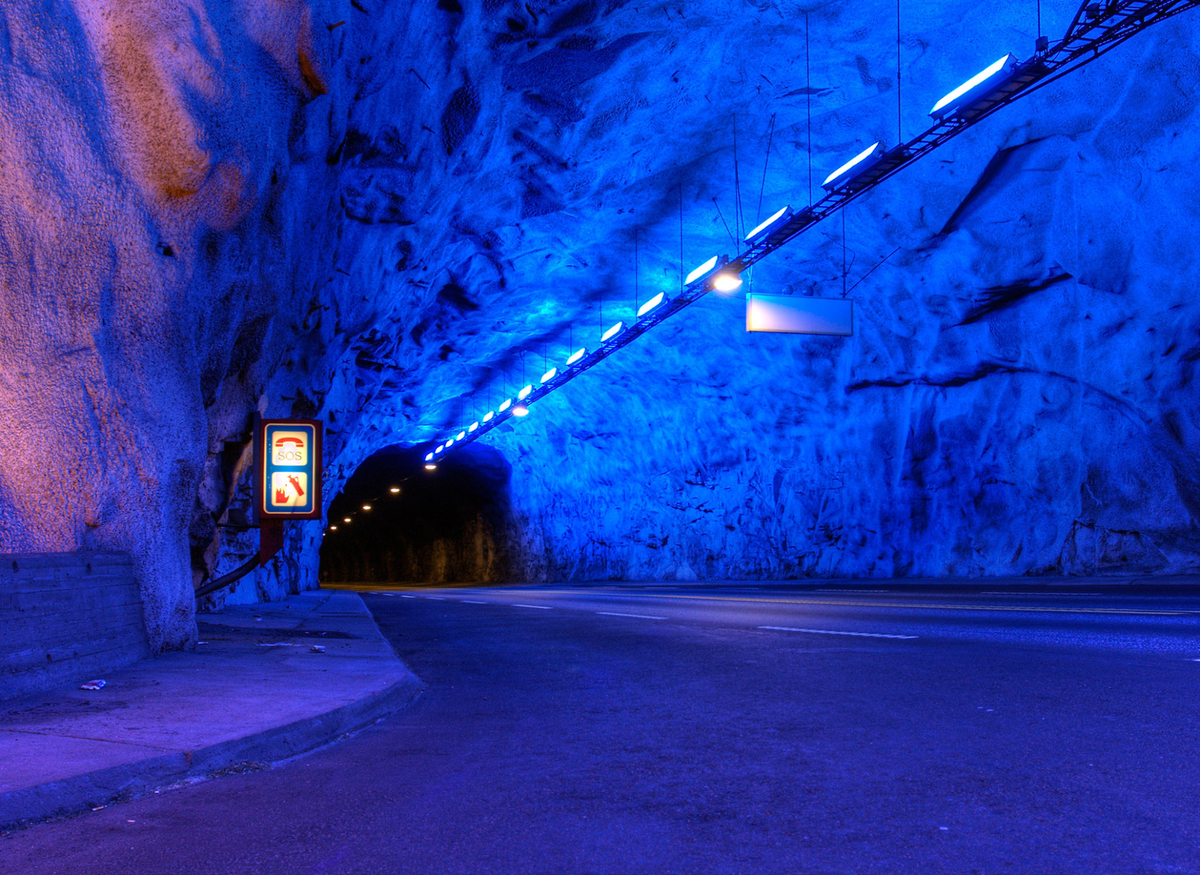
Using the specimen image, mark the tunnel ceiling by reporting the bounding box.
[1,0,1198,647]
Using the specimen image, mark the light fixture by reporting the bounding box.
[362,504,372,511]
[518,384,532,400]
[425,453,434,462]
[469,422,479,433]
[930,54,1019,120]
[745,206,793,243]
[343,517,351,523]
[601,321,624,342]
[513,404,530,417]
[499,398,512,412]
[483,411,495,422]
[330,525,338,531]
[712,271,743,294]
[541,367,557,383]
[686,255,725,285]
[457,431,466,441]
[435,444,444,453]
[425,463,437,471]
[566,348,587,366]
[822,141,884,191]
[445,438,454,447]
[390,487,401,493]
[637,292,665,317]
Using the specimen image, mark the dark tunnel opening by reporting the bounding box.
[319,443,520,585]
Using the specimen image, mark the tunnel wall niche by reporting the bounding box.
[319,445,521,584]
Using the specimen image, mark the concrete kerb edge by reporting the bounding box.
[0,669,424,833]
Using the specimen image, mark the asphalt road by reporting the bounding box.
[4,582,1200,874]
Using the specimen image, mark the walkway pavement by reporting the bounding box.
[0,590,423,832]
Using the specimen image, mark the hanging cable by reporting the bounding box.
[806,11,812,206]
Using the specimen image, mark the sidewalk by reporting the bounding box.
[0,589,423,832]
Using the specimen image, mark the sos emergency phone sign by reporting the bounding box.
[254,418,323,520]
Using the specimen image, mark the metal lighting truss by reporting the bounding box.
[426,0,1199,462]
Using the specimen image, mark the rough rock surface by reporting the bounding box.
[1,1,1197,643]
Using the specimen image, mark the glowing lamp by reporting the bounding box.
[457,431,466,441]
[930,54,1019,120]
[601,321,624,342]
[483,411,495,422]
[499,398,512,412]
[362,504,371,511]
[822,141,884,191]
[425,453,433,461]
[329,525,338,531]
[518,384,532,400]
[343,517,351,523]
[390,487,400,493]
[637,292,665,317]
[745,206,793,243]
[469,422,479,433]
[566,348,587,366]
[513,404,530,417]
[541,367,557,383]
[712,272,743,294]
[425,464,437,471]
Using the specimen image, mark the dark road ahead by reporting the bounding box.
[5,583,1200,874]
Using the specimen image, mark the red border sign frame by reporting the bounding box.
[254,417,323,521]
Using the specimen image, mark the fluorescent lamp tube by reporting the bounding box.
[601,321,624,342]
[930,54,1019,120]
[566,348,586,365]
[541,367,557,383]
[745,206,792,243]
[822,142,884,191]
[637,292,665,317]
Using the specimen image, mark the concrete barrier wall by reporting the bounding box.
[0,553,150,701]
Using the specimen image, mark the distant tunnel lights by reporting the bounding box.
[390,487,400,493]
[601,321,624,342]
[822,141,884,191]
[425,463,437,470]
[930,54,1019,119]
[637,292,665,317]
[541,367,557,383]
[566,348,587,366]
[745,206,792,243]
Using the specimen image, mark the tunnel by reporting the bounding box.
[319,444,519,585]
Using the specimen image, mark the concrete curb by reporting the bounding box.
[0,669,423,832]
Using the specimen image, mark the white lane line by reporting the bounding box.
[426,596,446,600]
[979,592,1102,597]
[815,589,889,594]
[513,604,553,610]
[759,625,919,640]
[597,611,667,620]
[401,595,416,599]
[461,600,487,604]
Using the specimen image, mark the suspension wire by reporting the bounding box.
[756,112,777,225]
[1038,0,1042,36]
[897,0,902,143]
[634,227,639,313]
[733,115,744,241]
[806,11,812,206]
[679,184,684,293]
[841,209,847,298]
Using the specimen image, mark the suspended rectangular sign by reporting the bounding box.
[255,418,323,520]
[746,294,854,336]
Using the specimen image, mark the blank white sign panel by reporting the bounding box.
[746,294,853,336]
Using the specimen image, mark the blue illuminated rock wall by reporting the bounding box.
[1,0,1197,641]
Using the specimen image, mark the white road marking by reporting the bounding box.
[815,589,889,594]
[758,625,919,640]
[461,600,487,604]
[426,596,445,600]
[979,592,1102,597]
[401,595,416,599]
[513,604,552,610]
[597,611,667,620]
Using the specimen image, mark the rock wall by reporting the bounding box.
[1,0,1197,643]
